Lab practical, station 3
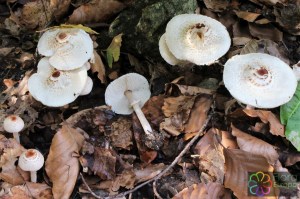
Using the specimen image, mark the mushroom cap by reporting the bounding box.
[105,73,151,115]
[165,14,231,65]
[18,149,44,172]
[28,57,87,107]
[37,28,93,70]
[223,53,297,108]
[159,33,181,65]
[3,115,24,133]
[80,76,93,96]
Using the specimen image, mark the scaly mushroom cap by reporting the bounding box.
[165,14,231,65]
[223,53,297,108]
[28,57,87,107]
[18,149,44,172]
[105,73,151,115]
[3,115,24,133]
[159,33,181,65]
[37,28,93,70]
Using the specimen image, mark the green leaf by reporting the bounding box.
[280,83,300,125]
[106,34,123,68]
[280,82,300,151]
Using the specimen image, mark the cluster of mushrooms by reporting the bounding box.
[28,28,95,107]
[159,14,297,109]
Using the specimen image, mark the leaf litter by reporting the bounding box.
[1,0,300,199]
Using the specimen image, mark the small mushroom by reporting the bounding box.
[164,14,231,65]
[105,73,152,134]
[37,28,93,70]
[18,149,44,182]
[3,115,24,143]
[80,76,93,96]
[28,57,87,107]
[223,53,297,108]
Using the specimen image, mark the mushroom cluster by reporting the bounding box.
[159,14,231,66]
[28,28,94,107]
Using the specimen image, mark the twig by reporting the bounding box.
[80,173,103,199]
[106,114,212,199]
[153,181,163,199]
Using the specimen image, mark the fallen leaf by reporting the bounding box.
[165,83,215,96]
[91,147,116,180]
[0,159,29,185]
[280,152,300,166]
[231,124,279,165]
[235,11,260,22]
[106,34,123,68]
[0,135,25,168]
[9,182,52,199]
[224,148,277,198]
[134,163,166,184]
[68,0,128,24]
[194,129,225,183]
[45,125,85,199]
[173,182,231,199]
[243,109,284,137]
[111,169,135,191]
[91,50,107,84]
[249,23,283,41]
[220,130,239,149]
[203,0,229,12]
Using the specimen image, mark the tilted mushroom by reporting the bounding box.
[105,73,152,134]
[223,53,297,108]
[28,57,87,107]
[18,149,44,182]
[159,33,181,66]
[3,115,24,143]
[37,28,93,70]
[164,14,231,65]
[80,76,93,96]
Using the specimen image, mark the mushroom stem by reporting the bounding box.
[124,91,153,134]
[30,171,37,182]
[13,132,20,143]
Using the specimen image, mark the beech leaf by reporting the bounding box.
[45,125,85,199]
[106,34,123,68]
[91,50,107,83]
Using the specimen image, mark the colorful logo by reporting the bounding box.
[248,171,273,196]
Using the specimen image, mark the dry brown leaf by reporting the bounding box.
[203,0,229,12]
[134,163,166,184]
[249,23,283,41]
[68,0,127,24]
[7,182,52,199]
[232,37,252,47]
[280,152,300,166]
[231,124,279,165]
[91,147,116,180]
[0,160,29,185]
[243,109,284,137]
[220,130,239,149]
[0,135,25,168]
[194,129,225,183]
[235,11,260,22]
[107,117,133,150]
[173,182,231,199]
[91,50,107,84]
[50,0,71,20]
[45,125,85,199]
[224,148,277,199]
[111,169,135,191]
[165,83,215,96]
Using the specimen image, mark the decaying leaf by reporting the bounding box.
[68,0,128,24]
[249,23,283,41]
[0,160,29,185]
[194,129,225,183]
[111,169,135,191]
[106,34,123,68]
[45,125,85,199]
[165,83,215,96]
[43,24,99,35]
[235,11,260,22]
[224,148,277,198]
[173,183,231,199]
[0,135,25,168]
[203,0,229,12]
[243,109,284,137]
[231,124,279,165]
[5,182,52,199]
[134,163,166,184]
[91,50,107,84]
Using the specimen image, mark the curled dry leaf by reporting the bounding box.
[194,128,225,183]
[172,182,231,199]
[224,148,276,199]
[68,0,127,24]
[243,109,284,137]
[4,182,52,199]
[234,11,260,22]
[106,117,133,150]
[231,124,279,165]
[45,125,85,199]
[134,163,166,184]
[91,50,106,84]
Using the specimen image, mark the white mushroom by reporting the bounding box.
[165,14,231,65]
[159,33,181,65]
[28,57,87,107]
[80,76,93,96]
[3,115,24,143]
[18,149,44,182]
[105,73,152,134]
[37,28,93,70]
[223,53,297,108]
